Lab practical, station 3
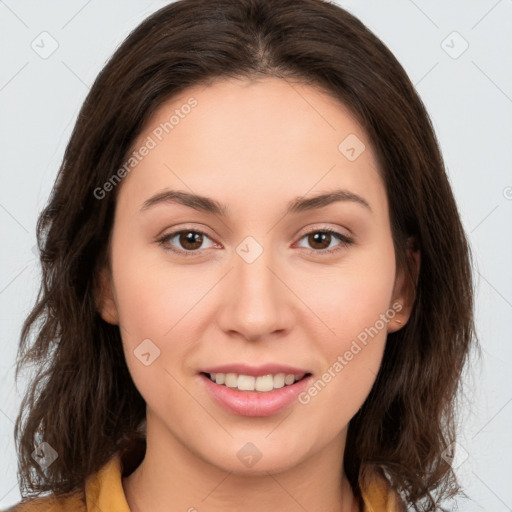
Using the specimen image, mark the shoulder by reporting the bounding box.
[3,491,85,512]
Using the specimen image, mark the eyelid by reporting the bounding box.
[295,223,353,241]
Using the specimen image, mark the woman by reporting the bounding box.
[9,0,477,511]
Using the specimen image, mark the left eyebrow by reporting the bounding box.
[286,189,372,214]
[139,187,372,216]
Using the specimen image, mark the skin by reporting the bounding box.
[97,76,419,512]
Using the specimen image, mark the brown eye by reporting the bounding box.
[307,232,332,250]
[296,229,353,254]
[158,229,216,256]
[178,231,203,250]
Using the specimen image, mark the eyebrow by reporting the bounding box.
[140,188,372,216]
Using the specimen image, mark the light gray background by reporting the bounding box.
[1,0,511,510]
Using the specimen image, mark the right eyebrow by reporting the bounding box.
[140,189,230,216]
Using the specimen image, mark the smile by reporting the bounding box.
[204,372,310,392]
[200,372,313,417]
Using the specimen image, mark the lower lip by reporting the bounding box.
[200,373,312,417]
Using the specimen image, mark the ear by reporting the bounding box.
[387,237,420,333]
[94,265,119,325]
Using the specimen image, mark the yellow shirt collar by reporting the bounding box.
[84,455,130,512]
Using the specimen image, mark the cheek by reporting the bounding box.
[108,246,191,396]
[296,293,391,435]
[296,242,396,342]
[111,242,204,341]
[294,243,395,412]
[111,263,193,423]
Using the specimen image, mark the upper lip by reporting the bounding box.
[200,363,311,377]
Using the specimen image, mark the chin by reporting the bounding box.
[197,434,312,476]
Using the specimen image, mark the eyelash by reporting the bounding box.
[157,227,354,257]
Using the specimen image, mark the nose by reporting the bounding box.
[215,242,295,342]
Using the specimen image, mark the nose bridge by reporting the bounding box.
[217,236,291,340]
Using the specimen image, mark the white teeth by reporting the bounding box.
[207,372,307,392]
[225,373,238,387]
[255,374,273,392]
[273,373,285,389]
[284,374,295,385]
[238,375,255,391]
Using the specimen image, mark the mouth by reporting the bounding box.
[200,371,312,393]
[199,371,314,417]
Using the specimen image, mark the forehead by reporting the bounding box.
[116,77,386,219]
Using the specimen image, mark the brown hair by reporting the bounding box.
[14,0,478,510]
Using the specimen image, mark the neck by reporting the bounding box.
[122,411,361,512]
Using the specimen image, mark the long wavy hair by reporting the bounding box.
[14,0,478,510]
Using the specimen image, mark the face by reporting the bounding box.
[97,76,414,475]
